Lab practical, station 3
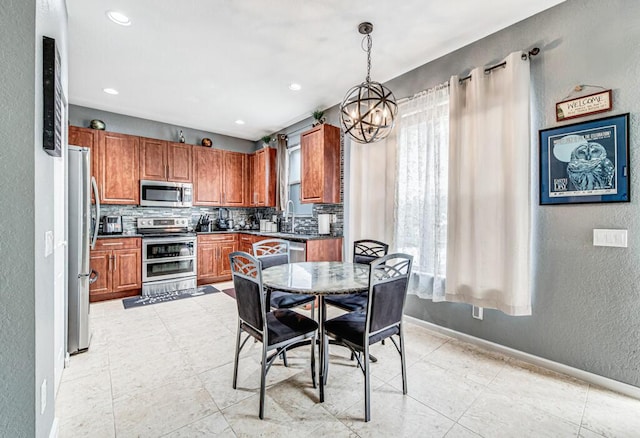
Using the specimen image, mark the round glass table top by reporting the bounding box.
[261,262,370,295]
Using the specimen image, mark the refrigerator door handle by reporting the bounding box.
[91,176,100,250]
[89,269,99,285]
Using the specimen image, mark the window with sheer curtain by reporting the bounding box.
[394,84,449,301]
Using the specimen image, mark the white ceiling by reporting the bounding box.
[67,0,565,141]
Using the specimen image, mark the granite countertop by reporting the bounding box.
[97,233,142,239]
[196,230,342,242]
[261,261,369,294]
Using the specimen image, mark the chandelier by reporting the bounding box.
[340,22,397,144]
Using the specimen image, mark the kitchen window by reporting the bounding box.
[286,143,313,215]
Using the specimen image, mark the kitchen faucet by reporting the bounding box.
[285,199,295,233]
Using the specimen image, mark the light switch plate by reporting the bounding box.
[593,229,628,248]
[45,231,54,257]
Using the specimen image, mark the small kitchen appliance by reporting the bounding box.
[101,215,123,234]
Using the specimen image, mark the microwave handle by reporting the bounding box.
[91,176,100,250]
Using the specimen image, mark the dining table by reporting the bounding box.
[261,261,370,402]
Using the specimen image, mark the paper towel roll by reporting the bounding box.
[318,214,330,235]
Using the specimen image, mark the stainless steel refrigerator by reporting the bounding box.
[68,146,100,354]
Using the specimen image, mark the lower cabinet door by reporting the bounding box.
[197,243,218,284]
[89,250,112,297]
[216,242,237,277]
[112,249,141,292]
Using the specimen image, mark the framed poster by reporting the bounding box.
[539,113,629,205]
[43,36,62,157]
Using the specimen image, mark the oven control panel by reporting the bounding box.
[137,217,189,229]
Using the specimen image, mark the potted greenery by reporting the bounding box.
[261,135,272,148]
[312,109,326,126]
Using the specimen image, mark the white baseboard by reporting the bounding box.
[404,315,640,400]
[49,417,59,438]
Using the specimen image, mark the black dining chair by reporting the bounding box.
[324,239,389,312]
[253,238,316,317]
[324,253,413,422]
[229,251,318,419]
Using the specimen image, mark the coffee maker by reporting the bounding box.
[217,208,231,230]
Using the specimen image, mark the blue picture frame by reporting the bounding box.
[539,113,629,205]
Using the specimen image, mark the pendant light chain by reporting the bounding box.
[365,34,372,84]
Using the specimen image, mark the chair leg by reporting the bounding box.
[233,322,242,389]
[311,333,317,388]
[364,343,371,422]
[281,350,289,367]
[399,327,407,394]
[259,342,268,419]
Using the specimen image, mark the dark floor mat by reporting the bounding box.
[122,285,220,309]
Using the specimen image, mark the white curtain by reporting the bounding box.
[394,84,449,301]
[446,51,531,315]
[346,136,396,262]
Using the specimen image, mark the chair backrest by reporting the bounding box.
[229,251,266,334]
[252,238,290,269]
[353,239,389,265]
[366,253,413,336]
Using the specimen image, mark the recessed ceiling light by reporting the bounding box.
[103,88,119,95]
[106,10,131,26]
[289,83,302,91]
[235,119,245,125]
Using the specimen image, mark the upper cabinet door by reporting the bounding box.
[301,124,340,204]
[192,147,222,206]
[139,137,168,181]
[250,148,277,207]
[96,132,140,204]
[222,151,246,206]
[167,142,192,183]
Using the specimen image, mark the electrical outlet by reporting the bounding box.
[331,214,337,223]
[593,229,628,247]
[472,306,483,320]
[40,379,47,414]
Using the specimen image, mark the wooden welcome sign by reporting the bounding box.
[556,90,612,122]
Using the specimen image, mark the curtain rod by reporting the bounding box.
[458,47,540,83]
[396,47,540,104]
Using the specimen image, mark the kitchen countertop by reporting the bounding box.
[97,231,342,241]
[196,230,342,242]
[97,233,142,239]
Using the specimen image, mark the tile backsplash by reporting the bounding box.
[97,204,343,236]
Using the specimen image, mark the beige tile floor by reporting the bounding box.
[56,282,640,437]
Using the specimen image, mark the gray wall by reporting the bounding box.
[355,0,639,387]
[0,1,37,437]
[70,105,255,153]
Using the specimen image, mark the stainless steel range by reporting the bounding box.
[137,217,197,296]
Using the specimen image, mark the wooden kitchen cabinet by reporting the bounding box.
[222,151,246,206]
[95,131,140,204]
[140,138,192,182]
[300,124,340,204]
[193,147,222,205]
[238,234,264,254]
[90,238,141,302]
[193,148,247,207]
[249,148,277,207]
[197,234,237,284]
[306,238,343,262]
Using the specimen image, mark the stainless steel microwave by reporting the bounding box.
[140,180,193,208]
